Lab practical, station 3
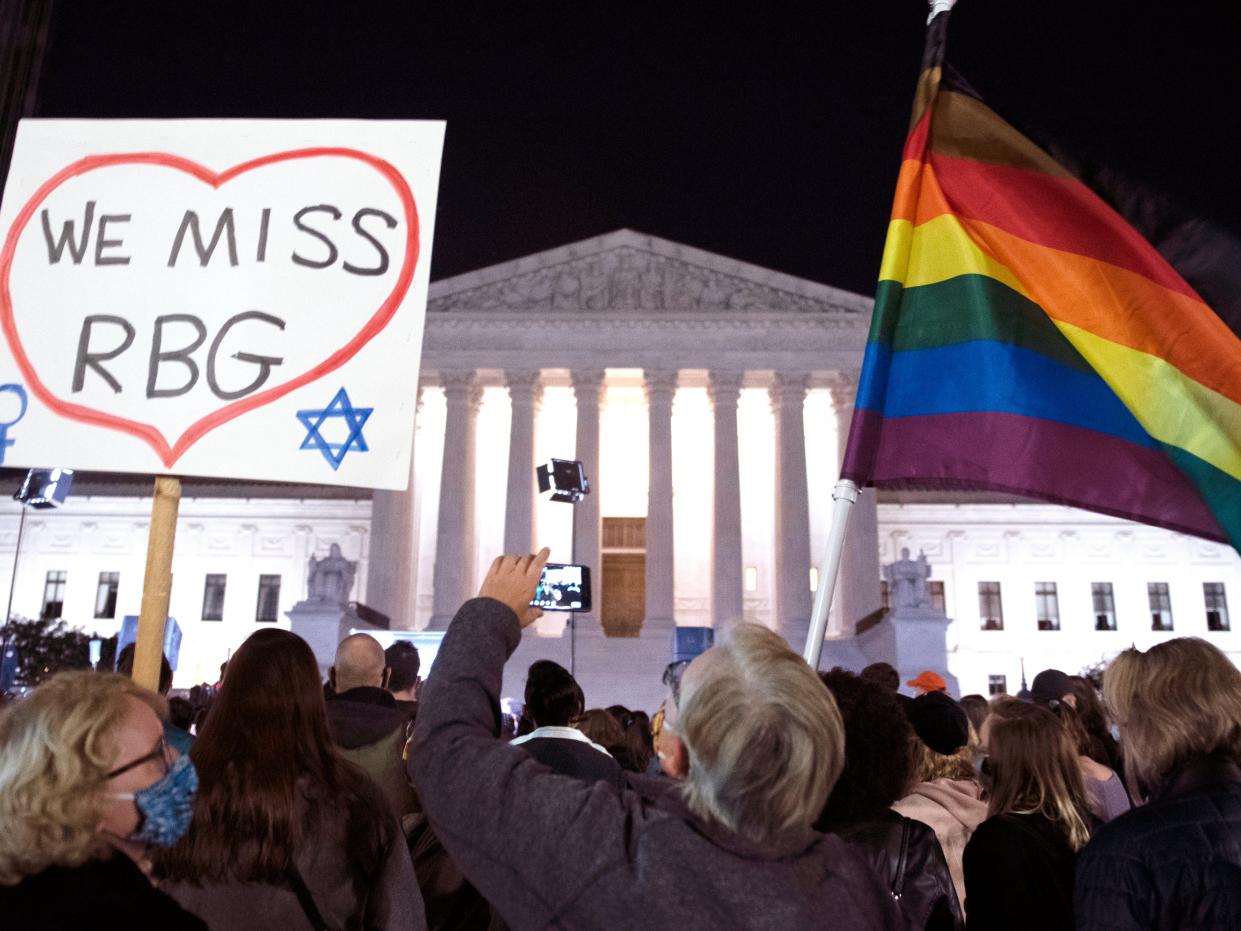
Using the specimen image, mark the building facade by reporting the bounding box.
[2,231,1237,709]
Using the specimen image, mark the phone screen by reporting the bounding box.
[530,563,592,611]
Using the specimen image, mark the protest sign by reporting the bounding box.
[0,119,444,490]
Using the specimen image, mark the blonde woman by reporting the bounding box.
[962,699,1092,930]
[0,671,206,929]
[1075,638,1241,930]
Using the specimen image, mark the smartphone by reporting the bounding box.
[530,563,592,612]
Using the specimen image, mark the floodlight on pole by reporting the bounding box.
[536,459,589,504]
[1,468,76,692]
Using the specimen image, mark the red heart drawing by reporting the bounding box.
[0,147,419,467]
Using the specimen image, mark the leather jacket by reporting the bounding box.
[837,810,965,931]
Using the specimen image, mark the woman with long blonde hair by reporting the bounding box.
[963,699,1092,929]
[1075,638,1241,930]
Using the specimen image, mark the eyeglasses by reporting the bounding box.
[662,660,690,707]
[106,735,171,781]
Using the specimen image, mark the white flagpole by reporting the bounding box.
[803,478,860,668]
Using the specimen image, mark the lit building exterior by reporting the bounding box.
[1,231,1237,708]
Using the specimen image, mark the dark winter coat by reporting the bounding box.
[962,812,1078,930]
[327,686,420,824]
[0,853,207,931]
[411,596,901,931]
[1075,753,1241,931]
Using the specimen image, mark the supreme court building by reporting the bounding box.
[2,230,1238,709]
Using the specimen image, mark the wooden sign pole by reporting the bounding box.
[132,476,181,692]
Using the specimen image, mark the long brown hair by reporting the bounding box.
[985,699,1092,850]
[155,628,380,882]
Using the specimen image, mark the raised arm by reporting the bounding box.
[409,551,634,928]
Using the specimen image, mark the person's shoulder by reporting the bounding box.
[1088,782,1241,859]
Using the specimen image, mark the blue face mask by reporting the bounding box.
[110,754,199,847]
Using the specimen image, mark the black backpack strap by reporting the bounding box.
[287,865,334,931]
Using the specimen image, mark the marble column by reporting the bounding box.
[571,370,605,628]
[503,371,542,556]
[771,373,812,648]
[429,371,482,629]
[365,386,425,629]
[708,371,745,626]
[643,370,678,634]
[830,372,883,636]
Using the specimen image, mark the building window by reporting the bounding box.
[979,582,1003,630]
[1149,582,1174,631]
[930,581,946,614]
[743,566,758,592]
[988,674,1007,696]
[881,580,890,610]
[1035,582,1060,631]
[256,575,281,623]
[1092,582,1117,631]
[94,572,119,619]
[1205,582,1230,632]
[42,571,67,620]
[202,574,227,621]
[809,567,819,593]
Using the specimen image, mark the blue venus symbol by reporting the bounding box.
[296,387,373,470]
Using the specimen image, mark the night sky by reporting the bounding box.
[34,0,1238,298]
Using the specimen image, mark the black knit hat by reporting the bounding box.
[905,690,970,755]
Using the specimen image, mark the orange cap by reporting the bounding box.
[906,670,947,694]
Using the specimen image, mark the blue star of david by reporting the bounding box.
[297,387,373,471]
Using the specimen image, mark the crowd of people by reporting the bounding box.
[0,546,1239,930]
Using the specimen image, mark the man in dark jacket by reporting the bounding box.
[410,550,900,931]
[326,633,418,825]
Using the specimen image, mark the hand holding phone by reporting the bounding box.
[530,563,592,612]
[479,548,550,627]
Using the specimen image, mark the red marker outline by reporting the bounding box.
[0,147,420,466]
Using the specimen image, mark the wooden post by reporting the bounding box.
[132,476,181,691]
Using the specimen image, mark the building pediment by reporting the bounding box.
[428,229,871,318]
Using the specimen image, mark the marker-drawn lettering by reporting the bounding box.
[343,207,396,277]
[167,209,240,267]
[291,205,341,269]
[94,214,132,266]
[206,311,286,400]
[146,314,207,398]
[41,201,96,264]
[72,315,136,394]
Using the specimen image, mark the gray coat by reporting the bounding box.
[411,597,901,931]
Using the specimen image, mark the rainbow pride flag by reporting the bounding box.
[842,9,1241,552]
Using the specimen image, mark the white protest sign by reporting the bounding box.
[0,119,444,490]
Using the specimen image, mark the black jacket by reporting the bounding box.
[963,812,1077,930]
[327,686,420,823]
[0,854,207,931]
[836,811,964,930]
[516,735,626,790]
[1075,753,1241,931]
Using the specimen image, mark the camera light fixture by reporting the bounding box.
[15,468,75,509]
[536,458,589,503]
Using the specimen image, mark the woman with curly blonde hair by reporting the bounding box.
[0,671,206,929]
